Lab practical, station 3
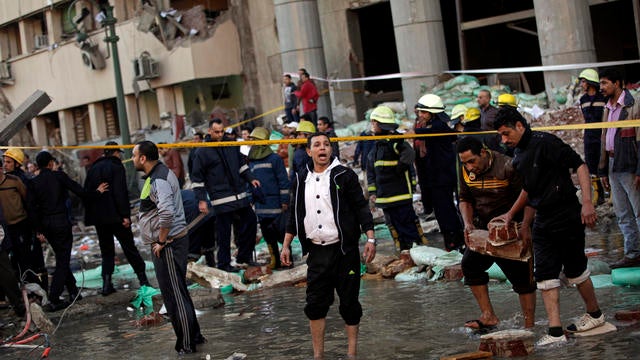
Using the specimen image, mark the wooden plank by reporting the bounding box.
[441,351,493,360]
[0,90,51,145]
[461,10,535,31]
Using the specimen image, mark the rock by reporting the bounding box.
[443,264,463,281]
[29,302,55,334]
[399,250,415,266]
[366,254,396,274]
[259,264,308,288]
[131,311,165,327]
[615,309,640,321]
[479,329,535,357]
[190,288,224,309]
[242,265,272,284]
[381,258,413,279]
[440,350,493,360]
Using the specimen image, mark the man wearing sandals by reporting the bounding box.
[494,107,605,346]
[456,136,536,332]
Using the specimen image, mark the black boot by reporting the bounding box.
[136,272,150,287]
[101,274,116,296]
[204,251,216,268]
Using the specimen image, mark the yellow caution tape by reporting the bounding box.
[2,119,639,151]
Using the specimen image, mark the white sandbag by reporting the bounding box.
[409,246,448,266]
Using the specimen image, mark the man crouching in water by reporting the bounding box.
[281,132,376,359]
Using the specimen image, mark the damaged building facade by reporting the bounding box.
[0,0,638,147]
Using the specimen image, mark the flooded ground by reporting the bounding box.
[2,229,640,359]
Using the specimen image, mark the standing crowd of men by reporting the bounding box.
[0,66,637,357]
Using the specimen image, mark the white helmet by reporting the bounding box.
[416,94,445,113]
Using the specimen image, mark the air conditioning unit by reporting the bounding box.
[34,34,49,49]
[0,61,12,80]
[81,44,106,70]
[133,51,159,80]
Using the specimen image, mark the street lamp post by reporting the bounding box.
[68,0,137,194]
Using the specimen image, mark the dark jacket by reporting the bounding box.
[366,138,415,208]
[190,141,256,214]
[290,146,312,180]
[84,155,130,226]
[248,150,290,219]
[580,92,606,143]
[513,128,583,215]
[598,89,640,176]
[354,131,375,170]
[287,162,374,255]
[414,112,458,187]
[31,168,92,231]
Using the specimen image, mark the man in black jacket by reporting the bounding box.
[281,132,376,360]
[191,118,260,272]
[31,151,107,311]
[84,141,149,295]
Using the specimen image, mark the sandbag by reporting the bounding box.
[590,274,614,289]
[611,267,640,287]
[409,246,448,266]
[395,267,429,282]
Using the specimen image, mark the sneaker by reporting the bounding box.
[566,313,605,333]
[536,334,567,347]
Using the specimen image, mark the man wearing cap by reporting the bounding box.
[31,151,107,311]
[3,148,31,183]
[191,118,261,272]
[84,142,150,295]
[290,118,316,180]
[367,106,422,250]
[449,104,467,131]
[413,94,465,251]
[477,89,498,131]
[578,69,606,203]
[248,127,290,268]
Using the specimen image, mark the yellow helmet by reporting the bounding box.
[450,104,467,120]
[415,94,445,113]
[579,68,599,85]
[296,120,316,134]
[3,147,25,165]
[497,93,517,108]
[370,105,398,131]
[463,108,481,123]
[250,127,270,140]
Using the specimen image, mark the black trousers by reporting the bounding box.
[96,222,146,277]
[152,236,203,353]
[7,219,47,290]
[42,214,78,302]
[383,203,420,250]
[215,206,257,267]
[0,250,25,316]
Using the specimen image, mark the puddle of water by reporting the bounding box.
[3,226,640,359]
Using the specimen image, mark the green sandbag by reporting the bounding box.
[487,263,507,281]
[611,267,640,286]
[590,274,614,289]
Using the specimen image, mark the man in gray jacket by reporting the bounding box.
[133,140,204,354]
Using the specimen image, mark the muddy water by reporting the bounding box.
[5,231,640,359]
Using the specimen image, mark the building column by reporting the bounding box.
[534,0,596,106]
[317,1,363,124]
[173,85,186,115]
[88,102,107,142]
[45,9,62,45]
[31,117,48,146]
[274,0,330,118]
[156,86,177,117]
[58,109,77,146]
[391,0,449,106]
[124,94,140,133]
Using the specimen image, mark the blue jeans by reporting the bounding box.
[609,161,640,258]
